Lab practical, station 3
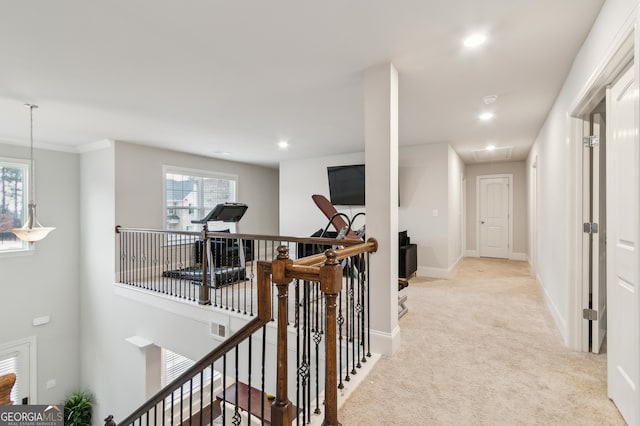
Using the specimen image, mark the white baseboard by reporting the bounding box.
[417,255,463,279]
[464,250,478,257]
[536,273,568,344]
[510,252,527,261]
[369,325,401,356]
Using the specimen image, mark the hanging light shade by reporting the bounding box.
[11,104,55,243]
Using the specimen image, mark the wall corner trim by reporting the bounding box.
[125,336,154,349]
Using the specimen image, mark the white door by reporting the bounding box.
[478,176,510,259]
[591,111,607,354]
[607,64,639,425]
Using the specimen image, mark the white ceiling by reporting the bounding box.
[0,0,604,167]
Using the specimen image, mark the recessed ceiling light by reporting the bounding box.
[479,112,494,121]
[463,33,487,48]
[486,145,496,151]
[277,141,289,150]
[214,151,231,156]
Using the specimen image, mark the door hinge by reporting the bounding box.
[583,308,598,321]
[583,222,599,234]
[583,136,600,147]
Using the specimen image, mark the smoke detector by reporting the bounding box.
[482,94,499,105]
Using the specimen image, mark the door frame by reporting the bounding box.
[476,173,513,259]
[530,156,538,273]
[567,13,637,353]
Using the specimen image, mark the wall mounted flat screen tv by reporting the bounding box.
[327,164,365,206]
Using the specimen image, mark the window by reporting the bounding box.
[0,354,20,405]
[0,338,34,405]
[162,349,220,402]
[0,158,29,252]
[163,166,237,232]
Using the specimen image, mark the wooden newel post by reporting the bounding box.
[272,245,293,426]
[320,249,343,426]
[198,223,211,305]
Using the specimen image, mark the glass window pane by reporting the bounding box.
[0,162,28,252]
[164,169,237,231]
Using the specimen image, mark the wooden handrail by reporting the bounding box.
[294,238,378,267]
[115,226,364,247]
[116,262,272,426]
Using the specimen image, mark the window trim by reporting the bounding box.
[0,336,37,404]
[0,157,31,255]
[162,165,239,232]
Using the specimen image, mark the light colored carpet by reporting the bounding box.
[338,257,625,425]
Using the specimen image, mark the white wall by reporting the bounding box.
[281,144,463,277]
[279,152,365,237]
[114,142,279,234]
[398,143,450,273]
[466,161,527,257]
[0,142,80,404]
[527,0,639,343]
[79,142,281,421]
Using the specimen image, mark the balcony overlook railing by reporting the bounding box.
[113,226,377,426]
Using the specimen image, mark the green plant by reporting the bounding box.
[63,391,94,426]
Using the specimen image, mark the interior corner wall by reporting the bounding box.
[79,141,282,421]
[114,142,279,234]
[278,152,365,238]
[0,142,81,404]
[526,0,638,344]
[465,161,527,257]
[398,143,450,273]
[447,146,464,267]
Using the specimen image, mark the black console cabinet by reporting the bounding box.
[399,230,417,279]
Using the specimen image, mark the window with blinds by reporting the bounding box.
[0,353,20,405]
[163,349,220,402]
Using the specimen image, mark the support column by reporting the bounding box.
[364,63,400,355]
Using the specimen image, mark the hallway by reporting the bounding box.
[339,258,624,425]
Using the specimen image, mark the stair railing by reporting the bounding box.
[112,236,377,426]
[115,260,273,426]
[270,239,377,426]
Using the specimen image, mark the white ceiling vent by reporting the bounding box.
[473,146,513,163]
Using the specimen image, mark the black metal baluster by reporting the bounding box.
[295,279,301,426]
[243,239,248,315]
[199,370,203,426]
[344,263,351,383]
[170,387,174,426]
[234,345,242,425]
[222,354,226,425]
[300,281,309,424]
[338,281,344,389]
[188,378,193,424]
[356,257,362,369]
[313,281,321,415]
[360,254,367,363]
[179,381,183,425]
[350,258,357,376]
[209,362,214,426]
[244,337,251,425]
[261,325,266,425]
[366,252,371,358]
[162,393,166,426]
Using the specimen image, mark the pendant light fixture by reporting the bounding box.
[10,104,55,242]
